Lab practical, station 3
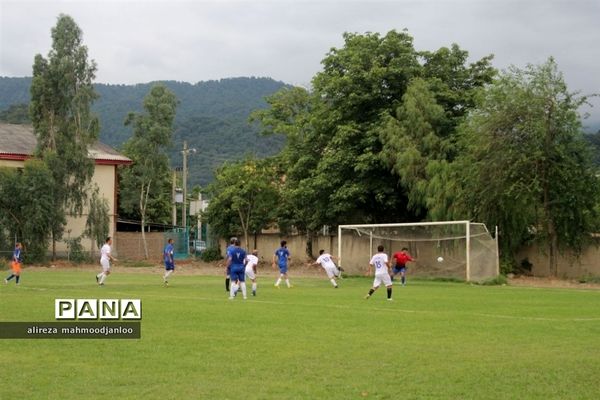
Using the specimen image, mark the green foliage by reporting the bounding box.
[254,30,495,234]
[85,185,110,250]
[205,157,280,247]
[28,14,99,258]
[0,103,30,124]
[0,160,58,262]
[118,84,178,258]
[63,236,91,263]
[478,274,508,286]
[0,76,288,187]
[451,58,600,273]
[200,247,222,262]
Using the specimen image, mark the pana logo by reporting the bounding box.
[55,299,142,320]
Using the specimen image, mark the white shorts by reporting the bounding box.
[100,259,111,271]
[373,273,392,288]
[245,267,256,280]
[324,266,339,279]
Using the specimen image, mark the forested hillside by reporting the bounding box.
[0,76,287,186]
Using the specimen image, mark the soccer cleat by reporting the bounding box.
[364,294,370,299]
[334,285,339,288]
[4,279,7,284]
[243,297,247,300]
[164,281,169,287]
[228,296,234,300]
[387,298,393,301]
[99,283,104,286]
[274,284,280,288]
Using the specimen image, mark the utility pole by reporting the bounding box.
[172,170,177,226]
[181,141,197,228]
[182,141,188,228]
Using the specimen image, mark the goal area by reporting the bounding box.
[337,221,499,282]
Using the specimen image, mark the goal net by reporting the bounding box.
[337,221,498,282]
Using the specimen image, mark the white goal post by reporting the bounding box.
[337,221,499,282]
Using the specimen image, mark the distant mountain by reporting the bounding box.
[0,76,288,186]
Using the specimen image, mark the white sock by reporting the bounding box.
[330,278,337,287]
[164,270,173,281]
[230,283,238,298]
[252,282,257,292]
[275,278,281,286]
[96,272,103,279]
[99,273,107,284]
[285,279,291,287]
[240,282,247,298]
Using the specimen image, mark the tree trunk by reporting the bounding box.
[305,230,314,259]
[141,216,148,260]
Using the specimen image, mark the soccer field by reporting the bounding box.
[1,269,599,400]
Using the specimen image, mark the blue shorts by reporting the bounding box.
[165,262,175,271]
[230,265,245,282]
[278,265,288,274]
[393,266,406,274]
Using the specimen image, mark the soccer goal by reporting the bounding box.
[337,221,499,282]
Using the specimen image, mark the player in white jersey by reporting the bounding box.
[96,237,117,286]
[364,245,393,301]
[245,249,259,296]
[310,249,342,288]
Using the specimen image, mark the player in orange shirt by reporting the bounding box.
[5,242,23,285]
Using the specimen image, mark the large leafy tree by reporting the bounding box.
[253,30,495,256]
[29,14,99,257]
[451,58,599,274]
[119,84,178,258]
[205,157,280,249]
[0,160,58,261]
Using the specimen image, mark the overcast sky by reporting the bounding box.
[1,0,599,126]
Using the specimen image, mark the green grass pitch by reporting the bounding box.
[1,269,599,399]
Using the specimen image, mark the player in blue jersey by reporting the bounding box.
[227,238,248,300]
[163,238,175,286]
[273,240,292,288]
[225,237,237,293]
[5,242,23,285]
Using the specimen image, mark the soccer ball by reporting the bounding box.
[437,256,444,263]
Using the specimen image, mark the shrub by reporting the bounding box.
[201,247,222,262]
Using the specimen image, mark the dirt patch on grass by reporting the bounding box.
[507,275,600,289]
[22,259,326,278]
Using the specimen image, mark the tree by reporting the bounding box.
[85,186,110,255]
[0,160,58,261]
[29,14,99,258]
[205,157,280,249]
[0,103,30,124]
[119,84,178,258]
[253,30,495,255]
[451,58,599,274]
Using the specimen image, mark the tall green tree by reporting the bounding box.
[0,160,58,261]
[205,157,280,249]
[451,58,599,274]
[253,30,495,255]
[29,14,99,258]
[85,185,110,255]
[119,84,178,258]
